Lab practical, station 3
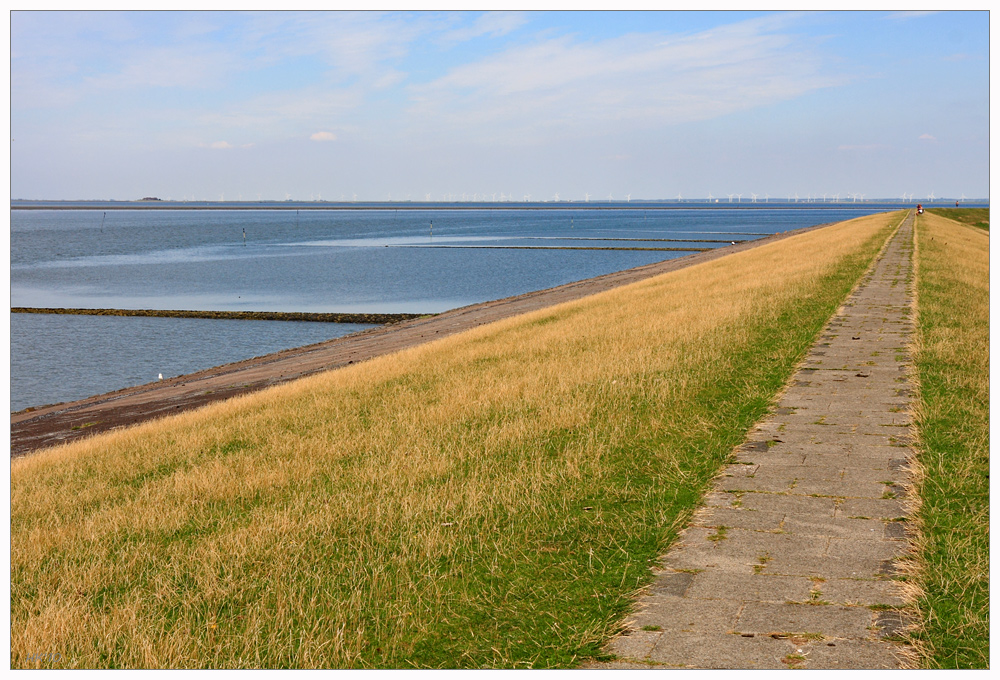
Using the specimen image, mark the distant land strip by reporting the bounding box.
[389,245,711,252]
[9,202,879,212]
[10,307,425,325]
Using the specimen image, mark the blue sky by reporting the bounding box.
[8,10,989,201]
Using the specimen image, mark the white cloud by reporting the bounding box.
[209,141,233,149]
[241,11,427,82]
[189,86,363,140]
[438,11,528,44]
[406,15,850,143]
[310,131,337,141]
[919,133,937,141]
[884,11,940,21]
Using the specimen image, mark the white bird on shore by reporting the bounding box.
[158,373,163,380]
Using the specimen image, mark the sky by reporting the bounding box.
[8,10,990,201]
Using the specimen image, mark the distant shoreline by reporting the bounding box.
[9,200,955,211]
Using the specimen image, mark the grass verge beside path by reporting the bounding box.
[909,211,989,668]
[12,212,901,669]
[925,207,989,231]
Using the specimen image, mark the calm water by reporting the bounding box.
[10,314,371,412]
[10,205,899,410]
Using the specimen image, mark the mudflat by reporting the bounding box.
[11,224,825,457]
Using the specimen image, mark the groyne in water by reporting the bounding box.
[389,245,711,252]
[11,307,426,325]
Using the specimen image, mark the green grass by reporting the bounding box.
[925,207,989,231]
[10,214,901,668]
[910,212,989,668]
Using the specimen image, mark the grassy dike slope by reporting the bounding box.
[909,211,989,668]
[12,212,901,669]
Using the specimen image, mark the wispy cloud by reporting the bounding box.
[83,45,244,91]
[407,15,850,143]
[438,11,528,45]
[310,131,337,141]
[884,11,940,21]
[919,133,937,141]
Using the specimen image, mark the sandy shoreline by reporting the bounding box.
[11,223,829,457]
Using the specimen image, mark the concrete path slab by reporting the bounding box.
[597,214,918,669]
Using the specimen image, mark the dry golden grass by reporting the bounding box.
[11,211,902,668]
[907,211,989,668]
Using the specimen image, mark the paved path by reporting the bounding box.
[599,214,917,669]
[12,225,825,458]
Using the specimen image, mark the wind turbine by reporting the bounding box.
[764,193,770,203]
[553,193,560,202]
[736,193,743,203]
[750,192,758,203]
[927,191,936,201]
[706,192,714,202]
[676,192,682,202]
[584,192,590,202]
[626,193,631,203]
[608,193,614,202]
[793,193,799,203]
[727,193,735,203]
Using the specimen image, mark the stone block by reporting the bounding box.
[735,602,873,638]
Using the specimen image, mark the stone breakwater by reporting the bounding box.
[11,307,425,325]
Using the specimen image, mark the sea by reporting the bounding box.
[10,201,964,411]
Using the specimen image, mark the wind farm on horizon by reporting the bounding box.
[12,190,981,208]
